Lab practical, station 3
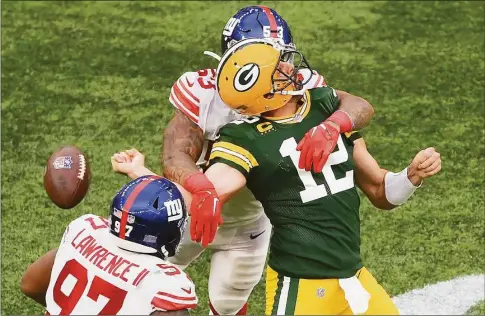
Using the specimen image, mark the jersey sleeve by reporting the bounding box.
[208,122,259,178]
[344,131,363,142]
[149,269,198,312]
[168,69,217,125]
[310,86,340,115]
[300,69,327,89]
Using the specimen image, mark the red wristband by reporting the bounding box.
[184,173,215,193]
[326,110,353,133]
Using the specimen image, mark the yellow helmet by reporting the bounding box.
[215,38,312,116]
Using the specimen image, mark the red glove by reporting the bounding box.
[296,111,353,173]
[184,173,223,247]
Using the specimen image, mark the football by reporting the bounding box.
[44,145,90,209]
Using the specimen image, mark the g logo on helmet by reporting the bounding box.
[234,63,260,92]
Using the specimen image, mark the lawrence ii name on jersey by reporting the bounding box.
[46,214,197,315]
[168,68,326,226]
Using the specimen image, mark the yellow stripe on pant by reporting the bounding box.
[266,265,399,315]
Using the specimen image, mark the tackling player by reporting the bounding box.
[21,176,198,315]
[116,38,442,315]
[162,6,374,315]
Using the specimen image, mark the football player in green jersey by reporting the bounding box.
[111,38,441,315]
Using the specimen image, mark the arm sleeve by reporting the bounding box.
[344,131,363,142]
[168,72,203,125]
[311,86,340,114]
[208,125,258,178]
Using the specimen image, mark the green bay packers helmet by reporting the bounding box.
[216,38,312,116]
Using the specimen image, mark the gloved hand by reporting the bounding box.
[184,173,223,247]
[296,110,353,173]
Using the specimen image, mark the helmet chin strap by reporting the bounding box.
[203,50,221,61]
[277,89,307,96]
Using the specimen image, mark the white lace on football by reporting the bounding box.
[77,154,86,180]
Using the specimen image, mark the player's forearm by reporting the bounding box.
[356,168,396,210]
[162,110,204,185]
[354,139,421,210]
[335,90,374,131]
[128,166,157,179]
[163,155,201,185]
[205,162,247,204]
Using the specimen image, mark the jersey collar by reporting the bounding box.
[263,90,311,124]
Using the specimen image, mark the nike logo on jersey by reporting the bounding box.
[250,230,265,240]
[186,77,195,87]
[182,287,192,294]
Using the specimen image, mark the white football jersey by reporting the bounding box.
[168,68,326,226]
[46,215,197,315]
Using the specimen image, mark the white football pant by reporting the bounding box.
[168,213,272,315]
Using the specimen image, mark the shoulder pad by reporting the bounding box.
[299,69,327,90]
[309,85,337,100]
[169,69,217,125]
[61,214,107,245]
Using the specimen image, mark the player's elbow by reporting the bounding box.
[369,197,397,211]
[355,96,374,121]
[337,91,375,120]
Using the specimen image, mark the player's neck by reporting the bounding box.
[263,96,302,118]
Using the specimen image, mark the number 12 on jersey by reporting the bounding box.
[280,135,354,203]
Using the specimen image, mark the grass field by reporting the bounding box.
[2,1,484,315]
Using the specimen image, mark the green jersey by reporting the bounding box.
[209,87,363,279]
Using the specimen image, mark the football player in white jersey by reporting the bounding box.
[21,176,198,315]
[161,6,374,315]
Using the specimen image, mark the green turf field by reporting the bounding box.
[2,1,484,315]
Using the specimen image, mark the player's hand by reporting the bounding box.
[111,148,146,177]
[296,121,340,173]
[184,173,223,247]
[407,147,442,186]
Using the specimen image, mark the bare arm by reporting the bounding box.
[151,310,190,316]
[353,138,441,210]
[336,90,374,131]
[353,139,395,210]
[125,162,246,206]
[162,110,204,184]
[20,248,57,306]
[204,162,247,203]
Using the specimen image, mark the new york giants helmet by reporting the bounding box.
[109,175,188,259]
[221,6,295,53]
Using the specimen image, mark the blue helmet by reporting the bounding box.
[109,175,188,259]
[221,6,295,53]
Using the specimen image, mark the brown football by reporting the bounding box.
[44,145,90,209]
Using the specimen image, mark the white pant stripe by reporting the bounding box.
[277,276,291,315]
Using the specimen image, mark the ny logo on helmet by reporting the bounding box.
[234,63,260,92]
[222,17,239,37]
[164,199,183,222]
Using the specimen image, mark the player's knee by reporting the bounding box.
[230,252,266,289]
